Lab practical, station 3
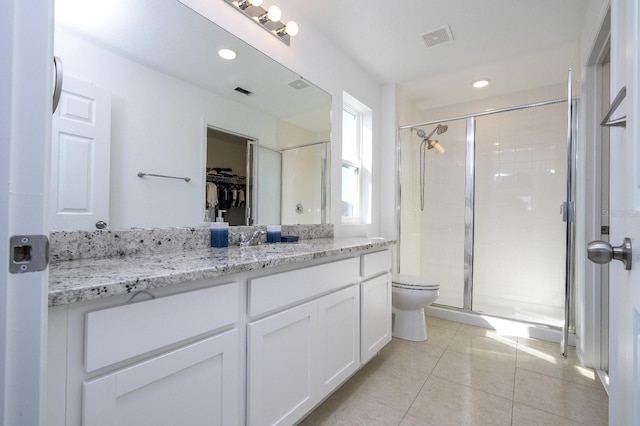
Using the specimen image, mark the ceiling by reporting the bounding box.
[276,0,594,110]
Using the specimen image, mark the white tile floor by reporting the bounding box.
[300,316,608,426]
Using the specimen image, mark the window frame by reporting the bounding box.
[341,92,372,225]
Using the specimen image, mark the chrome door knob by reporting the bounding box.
[587,237,632,270]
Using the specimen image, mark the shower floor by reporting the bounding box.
[471,295,565,328]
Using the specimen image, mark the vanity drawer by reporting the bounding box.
[248,257,360,318]
[361,250,392,279]
[85,282,238,372]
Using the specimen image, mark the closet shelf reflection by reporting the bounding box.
[206,174,246,185]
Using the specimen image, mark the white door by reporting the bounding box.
[51,76,111,230]
[606,0,640,423]
[1,0,51,424]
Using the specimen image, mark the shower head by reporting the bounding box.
[415,124,448,142]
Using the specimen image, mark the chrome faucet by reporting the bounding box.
[240,229,265,247]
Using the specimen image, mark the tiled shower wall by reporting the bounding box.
[399,83,568,325]
[473,102,567,324]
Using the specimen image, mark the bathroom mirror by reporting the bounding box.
[52,0,331,231]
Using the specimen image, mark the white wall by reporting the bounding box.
[179,0,384,238]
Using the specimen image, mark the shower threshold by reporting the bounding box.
[426,304,574,346]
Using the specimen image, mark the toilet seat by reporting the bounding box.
[392,282,439,291]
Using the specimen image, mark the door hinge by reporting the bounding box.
[561,201,575,222]
[9,235,49,274]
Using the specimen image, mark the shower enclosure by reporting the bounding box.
[397,97,576,333]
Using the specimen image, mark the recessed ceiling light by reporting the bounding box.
[218,49,237,60]
[472,79,490,88]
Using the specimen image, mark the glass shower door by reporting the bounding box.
[248,143,282,225]
[472,103,568,326]
[398,120,468,308]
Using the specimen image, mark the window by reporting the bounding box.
[341,92,372,224]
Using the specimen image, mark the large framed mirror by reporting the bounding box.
[52,0,331,231]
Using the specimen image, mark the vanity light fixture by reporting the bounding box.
[224,0,298,46]
[237,0,262,10]
[472,79,490,88]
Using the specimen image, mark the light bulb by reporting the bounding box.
[267,5,281,21]
[285,21,298,36]
[472,79,490,88]
[251,0,263,6]
[218,49,237,60]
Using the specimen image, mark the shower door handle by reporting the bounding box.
[587,238,632,270]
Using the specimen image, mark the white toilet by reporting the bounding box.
[391,275,440,341]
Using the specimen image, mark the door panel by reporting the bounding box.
[83,330,240,426]
[607,0,640,423]
[361,273,392,362]
[247,302,317,426]
[317,286,360,398]
[51,76,111,230]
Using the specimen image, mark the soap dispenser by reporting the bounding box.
[210,210,229,248]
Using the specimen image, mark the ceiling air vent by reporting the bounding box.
[234,86,253,96]
[420,24,454,48]
[288,78,310,90]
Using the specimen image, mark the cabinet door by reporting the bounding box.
[247,302,318,426]
[361,273,392,363]
[83,330,240,426]
[317,286,360,399]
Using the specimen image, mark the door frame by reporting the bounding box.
[202,124,256,225]
[0,0,52,424]
[576,5,611,376]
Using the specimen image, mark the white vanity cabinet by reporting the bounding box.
[82,329,239,426]
[360,250,393,363]
[50,281,242,426]
[246,258,361,426]
[47,246,394,426]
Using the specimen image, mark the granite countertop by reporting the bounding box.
[48,237,395,307]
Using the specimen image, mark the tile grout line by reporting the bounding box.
[511,337,521,425]
[513,336,607,426]
[397,321,459,425]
